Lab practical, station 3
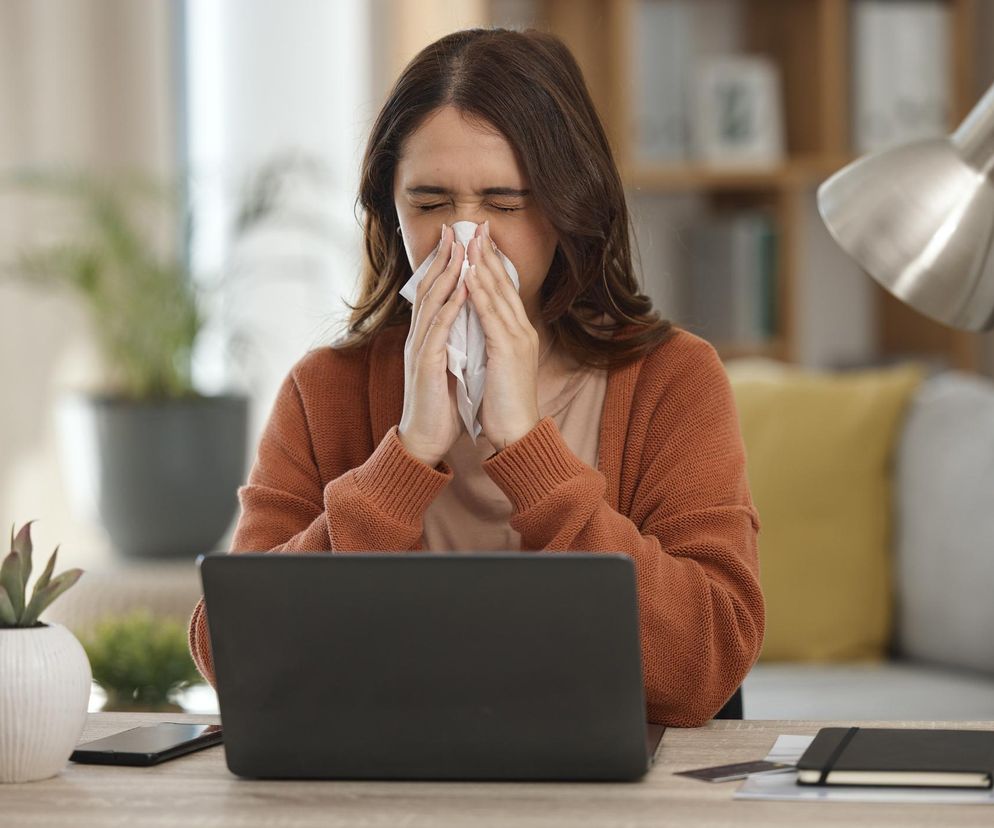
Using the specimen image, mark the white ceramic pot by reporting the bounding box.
[0,623,92,783]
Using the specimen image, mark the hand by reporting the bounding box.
[465,220,541,450]
[398,223,469,468]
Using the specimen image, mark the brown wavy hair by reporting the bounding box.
[337,27,675,368]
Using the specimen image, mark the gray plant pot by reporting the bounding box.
[70,394,248,559]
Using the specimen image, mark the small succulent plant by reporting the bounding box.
[0,522,83,628]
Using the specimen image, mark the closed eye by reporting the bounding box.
[416,204,521,214]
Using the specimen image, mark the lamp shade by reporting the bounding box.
[817,82,994,332]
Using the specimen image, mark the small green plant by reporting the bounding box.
[82,610,203,710]
[0,522,83,628]
[3,171,201,400]
[3,157,336,400]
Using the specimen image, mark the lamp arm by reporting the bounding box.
[951,81,994,179]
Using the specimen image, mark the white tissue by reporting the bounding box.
[399,220,520,442]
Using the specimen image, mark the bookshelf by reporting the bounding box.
[387,0,984,370]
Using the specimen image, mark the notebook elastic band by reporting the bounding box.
[819,726,860,785]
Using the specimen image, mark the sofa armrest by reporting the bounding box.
[894,371,994,675]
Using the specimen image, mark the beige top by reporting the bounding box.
[422,347,609,552]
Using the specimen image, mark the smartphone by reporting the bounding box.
[70,722,223,766]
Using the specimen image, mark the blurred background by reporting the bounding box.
[3,0,994,719]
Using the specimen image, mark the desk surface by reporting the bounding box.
[5,713,993,827]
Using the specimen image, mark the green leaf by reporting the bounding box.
[0,549,25,621]
[0,584,16,626]
[12,521,34,589]
[19,568,83,627]
[31,544,58,596]
[11,521,34,555]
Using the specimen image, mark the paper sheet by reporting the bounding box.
[399,220,520,442]
[734,734,994,804]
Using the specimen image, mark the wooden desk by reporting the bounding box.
[4,713,992,826]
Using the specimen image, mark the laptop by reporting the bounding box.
[197,551,666,781]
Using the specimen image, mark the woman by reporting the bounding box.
[188,28,764,728]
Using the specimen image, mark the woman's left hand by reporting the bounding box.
[466,221,541,451]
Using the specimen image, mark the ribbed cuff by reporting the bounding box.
[350,426,453,526]
[481,416,587,513]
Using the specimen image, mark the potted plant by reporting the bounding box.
[4,171,248,559]
[0,522,88,783]
[82,610,203,713]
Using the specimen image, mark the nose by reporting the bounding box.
[447,200,487,229]
[451,213,485,231]
[444,220,483,254]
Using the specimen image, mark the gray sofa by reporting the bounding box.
[743,369,994,720]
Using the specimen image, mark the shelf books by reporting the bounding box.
[688,211,777,347]
[631,0,693,163]
[851,0,951,153]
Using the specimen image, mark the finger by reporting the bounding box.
[412,224,453,317]
[479,225,531,329]
[466,263,514,344]
[467,241,519,333]
[420,277,469,362]
[413,241,465,355]
[408,225,451,347]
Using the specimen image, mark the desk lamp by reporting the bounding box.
[817,82,994,332]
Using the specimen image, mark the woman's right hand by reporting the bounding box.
[398,223,469,468]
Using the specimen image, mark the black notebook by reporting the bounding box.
[797,727,994,789]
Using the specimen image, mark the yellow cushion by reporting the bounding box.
[727,361,925,662]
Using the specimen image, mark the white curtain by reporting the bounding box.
[0,0,176,568]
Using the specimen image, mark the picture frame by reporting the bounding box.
[692,55,785,167]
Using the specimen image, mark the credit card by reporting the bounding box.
[674,759,795,783]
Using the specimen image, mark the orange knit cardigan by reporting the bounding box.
[188,324,764,727]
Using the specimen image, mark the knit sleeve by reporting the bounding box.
[480,341,764,727]
[188,368,453,689]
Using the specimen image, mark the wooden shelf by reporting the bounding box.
[610,0,980,372]
[623,155,852,193]
[392,0,983,373]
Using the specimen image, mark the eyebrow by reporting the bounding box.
[405,185,531,197]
